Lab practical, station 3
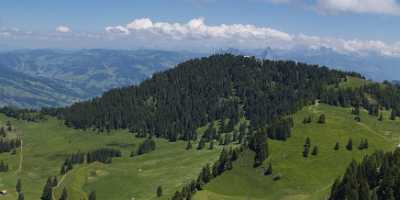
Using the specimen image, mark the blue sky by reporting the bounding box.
[1,0,400,56]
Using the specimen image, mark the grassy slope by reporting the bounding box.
[0,116,220,200]
[195,103,400,200]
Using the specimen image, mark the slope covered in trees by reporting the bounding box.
[54,54,356,142]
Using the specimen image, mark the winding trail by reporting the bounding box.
[16,139,23,174]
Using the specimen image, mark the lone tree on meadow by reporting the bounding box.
[89,191,96,200]
[311,146,319,156]
[16,178,22,193]
[334,142,340,151]
[318,114,326,124]
[59,188,68,200]
[346,138,353,151]
[157,186,163,197]
[264,163,272,176]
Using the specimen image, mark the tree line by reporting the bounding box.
[329,149,400,200]
[171,146,244,200]
[45,54,354,143]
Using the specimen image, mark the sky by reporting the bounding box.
[1,0,400,56]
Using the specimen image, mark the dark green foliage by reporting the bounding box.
[391,109,397,120]
[354,115,361,122]
[0,138,21,153]
[156,186,163,197]
[318,114,326,124]
[186,140,192,150]
[334,142,340,150]
[264,163,272,176]
[197,139,206,150]
[137,138,156,155]
[329,150,400,200]
[87,148,121,164]
[267,118,294,140]
[60,152,85,175]
[321,82,400,122]
[0,160,8,172]
[55,55,351,143]
[346,138,353,151]
[18,192,24,200]
[249,129,269,167]
[16,178,22,193]
[0,107,45,122]
[59,188,68,200]
[172,146,244,200]
[0,127,5,137]
[40,178,53,200]
[88,191,96,200]
[311,146,319,156]
[303,137,311,158]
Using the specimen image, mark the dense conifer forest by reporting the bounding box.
[329,149,400,200]
[49,54,356,142]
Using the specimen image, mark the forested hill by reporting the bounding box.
[51,54,359,141]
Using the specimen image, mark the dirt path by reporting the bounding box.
[16,139,23,174]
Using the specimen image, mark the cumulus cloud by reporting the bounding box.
[104,18,400,57]
[316,0,400,15]
[56,25,71,33]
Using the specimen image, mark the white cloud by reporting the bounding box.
[56,25,71,33]
[104,18,400,57]
[316,0,400,15]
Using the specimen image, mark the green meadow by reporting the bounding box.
[0,116,221,200]
[195,103,400,200]
[0,102,399,200]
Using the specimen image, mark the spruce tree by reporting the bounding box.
[88,191,96,200]
[17,192,24,200]
[318,114,326,124]
[156,186,163,197]
[59,187,68,200]
[264,163,272,175]
[334,142,340,151]
[311,146,319,156]
[346,138,353,151]
[186,140,192,150]
[16,178,22,193]
[40,178,53,200]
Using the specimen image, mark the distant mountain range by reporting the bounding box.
[0,49,201,108]
[0,47,398,108]
[222,47,400,82]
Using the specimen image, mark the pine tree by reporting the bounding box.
[40,178,53,200]
[390,110,396,120]
[59,187,68,200]
[318,114,326,124]
[312,146,319,156]
[346,138,353,151]
[186,140,192,150]
[88,191,96,200]
[17,192,24,200]
[16,178,22,193]
[156,186,163,197]
[264,163,272,176]
[197,139,205,150]
[334,142,340,151]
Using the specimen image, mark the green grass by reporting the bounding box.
[0,116,221,200]
[195,103,400,200]
[0,103,399,200]
[338,76,372,89]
